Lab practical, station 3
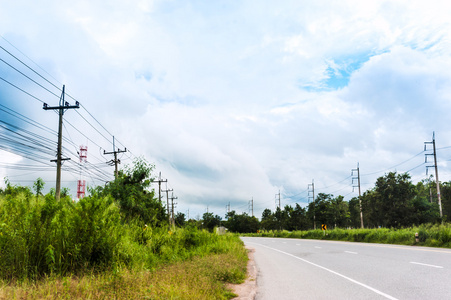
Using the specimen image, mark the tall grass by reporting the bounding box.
[244,224,451,248]
[0,188,247,284]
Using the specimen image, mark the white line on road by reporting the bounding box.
[296,244,301,246]
[314,246,322,249]
[250,242,398,300]
[410,262,443,269]
[345,251,358,254]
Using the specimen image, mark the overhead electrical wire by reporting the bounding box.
[0,40,126,155]
[0,39,135,187]
[0,75,46,103]
[361,150,425,176]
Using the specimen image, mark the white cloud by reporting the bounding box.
[2,0,451,218]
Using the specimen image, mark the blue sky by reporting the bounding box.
[1,0,451,219]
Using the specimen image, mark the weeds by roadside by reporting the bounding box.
[243,224,451,248]
[0,185,248,299]
[0,251,247,299]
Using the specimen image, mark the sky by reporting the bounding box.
[1,0,451,220]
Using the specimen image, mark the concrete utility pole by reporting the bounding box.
[163,185,173,226]
[352,163,364,228]
[308,180,316,230]
[226,202,231,217]
[151,172,167,204]
[43,85,79,201]
[103,136,127,180]
[425,132,443,218]
[275,190,281,210]
[251,197,254,217]
[170,192,178,227]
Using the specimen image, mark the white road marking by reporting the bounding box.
[410,262,443,269]
[314,246,322,249]
[283,242,287,244]
[345,251,358,254]
[250,242,398,300]
[296,244,301,246]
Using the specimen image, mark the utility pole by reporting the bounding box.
[151,172,167,204]
[308,180,316,230]
[43,85,79,201]
[251,197,254,217]
[275,190,281,210]
[352,163,364,228]
[103,136,127,179]
[425,132,443,218]
[163,185,173,226]
[169,192,177,227]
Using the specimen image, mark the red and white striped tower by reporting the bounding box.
[77,145,87,199]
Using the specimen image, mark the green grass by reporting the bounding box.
[0,250,247,299]
[244,224,451,248]
[0,188,248,298]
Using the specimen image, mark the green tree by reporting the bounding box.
[440,181,451,222]
[307,193,333,229]
[33,177,45,197]
[286,204,309,231]
[274,206,288,230]
[174,212,186,227]
[98,157,167,226]
[261,208,276,230]
[224,211,259,233]
[348,197,362,228]
[202,212,222,232]
[362,172,416,228]
[329,195,349,228]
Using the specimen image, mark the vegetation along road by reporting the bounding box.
[242,237,451,300]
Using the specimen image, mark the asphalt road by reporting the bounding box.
[241,237,451,300]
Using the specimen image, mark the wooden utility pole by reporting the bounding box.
[43,85,79,201]
[103,136,126,179]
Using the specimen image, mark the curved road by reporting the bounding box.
[241,237,451,300]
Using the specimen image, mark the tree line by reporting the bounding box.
[3,158,450,234]
[181,172,451,233]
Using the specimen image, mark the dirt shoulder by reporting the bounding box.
[228,246,257,300]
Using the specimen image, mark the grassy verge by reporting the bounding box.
[0,234,248,300]
[243,223,451,248]
[0,188,249,298]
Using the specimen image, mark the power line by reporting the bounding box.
[0,57,60,98]
[361,150,424,176]
[0,75,46,103]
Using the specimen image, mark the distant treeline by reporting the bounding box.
[186,172,451,233]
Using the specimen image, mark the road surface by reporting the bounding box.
[241,237,451,300]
